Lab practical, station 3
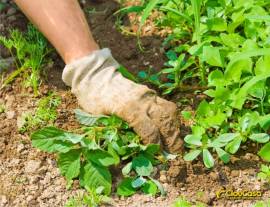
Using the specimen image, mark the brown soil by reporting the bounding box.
[0,1,269,207]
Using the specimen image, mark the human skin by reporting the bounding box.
[14,0,99,64]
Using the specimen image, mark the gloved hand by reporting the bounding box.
[62,48,183,153]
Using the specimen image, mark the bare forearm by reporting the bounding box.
[14,0,99,63]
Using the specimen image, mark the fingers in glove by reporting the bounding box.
[130,113,162,146]
[117,102,162,146]
[148,97,183,153]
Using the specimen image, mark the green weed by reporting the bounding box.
[0,24,51,95]
[31,109,168,197]
[0,104,5,113]
[172,197,206,207]
[118,0,270,168]
[252,200,270,207]
[65,187,112,207]
[257,164,270,183]
[19,93,61,133]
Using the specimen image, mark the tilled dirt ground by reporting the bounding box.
[0,1,270,207]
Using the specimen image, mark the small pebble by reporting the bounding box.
[0,195,8,205]
[25,160,41,174]
[6,111,15,119]
[159,174,167,183]
[17,144,25,153]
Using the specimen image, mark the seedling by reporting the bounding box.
[158,51,195,94]
[31,109,166,197]
[172,197,206,207]
[252,200,270,207]
[0,104,5,113]
[19,93,61,133]
[65,187,112,207]
[0,24,51,95]
[257,165,270,183]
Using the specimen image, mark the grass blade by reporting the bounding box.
[191,0,202,44]
[137,0,160,50]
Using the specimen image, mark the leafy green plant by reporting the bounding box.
[0,24,51,95]
[31,109,165,197]
[0,104,5,113]
[19,93,61,133]
[252,200,270,207]
[123,0,270,168]
[172,197,206,207]
[159,51,196,94]
[257,164,270,183]
[65,187,112,207]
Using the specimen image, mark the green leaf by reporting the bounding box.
[259,114,270,130]
[226,49,270,79]
[191,126,205,136]
[225,58,252,82]
[214,133,240,144]
[149,177,166,196]
[141,180,158,195]
[249,133,269,143]
[31,127,74,153]
[255,56,270,76]
[84,149,116,167]
[184,135,202,146]
[215,147,230,164]
[258,143,270,162]
[0,3,6,11]
[207,17,227,31]
[82,161,112,195]
[191,0,202,43]
[138,71,147,79]
[231,74,270,109]
[58,149,81,182]
[208,70,225,87]
[196,100,211,116]
[122,162,132,176]
[114,5,145,16]
[139,0,159,32]
[117,66,138,82]
[233,0,253,9]
[181,111,192,120]
[183,150,202,161]
[132,176,146,188]
[257,172,267,180]
[261,164,269,173]
[225,137,242,154]
[248,81,265,99]
[144,144,160,154]
[108,143,120,165]
[74,109,106,126]
[132,154,153,176]
[242,39,258,52]
[80,138,99,150]
[220,33,245,49]
[166,50,178,61]
[202,46,224,67]
[117,177,136,197]
[204,111,226,127]
[63,133,83,144]
[203,149,215,168]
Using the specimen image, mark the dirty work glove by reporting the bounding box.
[62,48,183,153]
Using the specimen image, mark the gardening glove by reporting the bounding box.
[62,48,183,153]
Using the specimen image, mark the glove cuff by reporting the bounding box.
[62,48,119,87]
